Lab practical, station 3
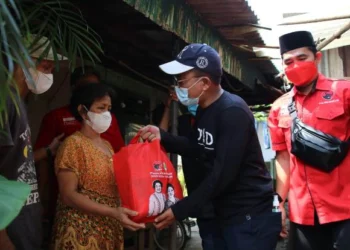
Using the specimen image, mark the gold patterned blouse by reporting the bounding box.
[51,132,123,250]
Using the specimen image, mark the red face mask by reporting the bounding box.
[284,61,318,87]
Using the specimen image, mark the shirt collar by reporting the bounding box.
[315,74,331,91]
[291,73,330,96]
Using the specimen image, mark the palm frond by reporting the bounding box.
[0,0,104,129]
[22,0,103,71]
[0,0,33,128]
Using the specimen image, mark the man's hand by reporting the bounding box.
[139,125,161,142]
[48,133,64,155]
[113,207,145,231]
[154,209,175,230]
[280,204,288,238]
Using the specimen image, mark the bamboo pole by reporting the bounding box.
[248,57,280,61]
[234,44,280,49]
[168,36,179,250]
[217,23,272,30]
[279,14,350,25]
[252,45,280,49]
[317,20,350,50]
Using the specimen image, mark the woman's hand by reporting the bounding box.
[112,207,145,231]
[48,133,64,156]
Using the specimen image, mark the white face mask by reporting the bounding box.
[25,68,54,94]
[84,106,112,134]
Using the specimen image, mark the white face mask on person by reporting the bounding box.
[25,68,54,94]
[84,106,112,134]
[175,77,204,106]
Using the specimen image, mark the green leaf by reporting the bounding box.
[1,2,20,34]
[7,0,21,20]
[50,42,60,71]
[1,0,103,129]
[77,45,84,70]
[0,11,14,74]
[73,34,101,62]
[0,175,31,230]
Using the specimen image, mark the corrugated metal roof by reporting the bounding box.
[186,0,265,47]
[186,0,277,74]
[74,0,281,105]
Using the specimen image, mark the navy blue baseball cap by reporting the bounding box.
[159,43,223,78]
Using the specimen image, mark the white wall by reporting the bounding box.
[318,45,350,78]
[318,48,344,78]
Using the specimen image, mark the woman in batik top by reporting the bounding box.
[51,84,144,250]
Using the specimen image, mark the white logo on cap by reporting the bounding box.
[177,46,189,59]
[196,57,208,69]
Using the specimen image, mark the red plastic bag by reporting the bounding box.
[113,133,183,223]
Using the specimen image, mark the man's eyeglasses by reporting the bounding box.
[173,76,202,86]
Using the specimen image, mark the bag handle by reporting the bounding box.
[129,131,145,144]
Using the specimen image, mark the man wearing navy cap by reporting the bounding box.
[140,44,281,250]
[268,31,350,250]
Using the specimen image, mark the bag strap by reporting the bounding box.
[288,96,350,146]
[288,96,299,121]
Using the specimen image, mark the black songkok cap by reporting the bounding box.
[279,31,316,55]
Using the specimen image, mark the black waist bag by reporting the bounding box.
[288,98,350,173]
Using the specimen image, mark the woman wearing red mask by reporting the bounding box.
[268,31,350,250]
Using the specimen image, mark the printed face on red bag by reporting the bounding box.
[153,180,162,193]
[168,186,175,198]
[113,139,183,223]
[147,180,166,217]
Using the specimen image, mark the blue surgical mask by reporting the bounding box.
[175,78,203,107]
[187,104,198,116]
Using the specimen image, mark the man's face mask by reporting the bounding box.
[84,106,112,134]
[175,77,204,107]
[187,104,198,116]
[284,61,318,87]
[25,68,54,94]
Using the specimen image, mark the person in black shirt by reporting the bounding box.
[158,95,226,250]
[140,43,281,250]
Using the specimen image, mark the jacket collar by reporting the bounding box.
[291,73,330,96]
